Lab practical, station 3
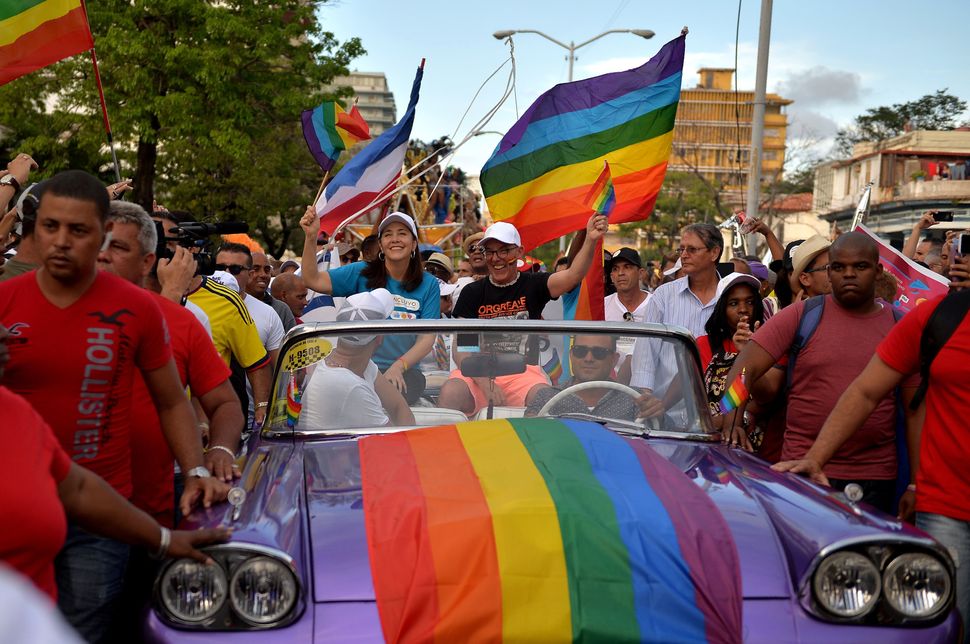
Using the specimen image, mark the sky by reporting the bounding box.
[319,0,970,177]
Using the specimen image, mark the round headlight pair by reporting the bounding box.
[160,556,297,626]
[813,551,951,620]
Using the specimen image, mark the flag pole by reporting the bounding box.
[80,2,121,182]
[312,169,331,207]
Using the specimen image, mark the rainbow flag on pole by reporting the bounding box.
[359,418,742,643]
[585,160,616,216]
[0,0,94,86]
[480,34,684,250]
[562,238,606,322]
[301,101,371,172]
[718,371,749,415]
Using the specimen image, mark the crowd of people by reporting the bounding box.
[1,154,969,640]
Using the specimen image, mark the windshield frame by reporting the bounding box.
[265,319,709,440]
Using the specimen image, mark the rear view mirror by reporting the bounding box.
[460,353,527,379]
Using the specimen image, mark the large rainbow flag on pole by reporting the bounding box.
[480,34,684,251]
[0,0,94,86]
[301,101,371,172]
[359,418,742,643]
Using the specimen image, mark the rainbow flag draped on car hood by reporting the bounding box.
[480,34,684,250]
[359,418,742,643]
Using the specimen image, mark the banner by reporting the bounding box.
[856,224,949,313]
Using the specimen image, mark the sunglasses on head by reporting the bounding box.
[215,263,247,276]
[570,345,611,360]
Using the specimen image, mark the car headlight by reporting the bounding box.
[813,551,881,618]
[229,555,298,625]
[159,559,228,623]
[883,553,951,618]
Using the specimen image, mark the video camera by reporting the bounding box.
[154,219,249,276]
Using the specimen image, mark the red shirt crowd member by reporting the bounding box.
[0,170,226,641]
[724,232,918,514]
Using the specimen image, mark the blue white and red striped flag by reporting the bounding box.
[315,62,424,235]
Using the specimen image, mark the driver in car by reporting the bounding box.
[298,289,414,430]
[525,335,638,420]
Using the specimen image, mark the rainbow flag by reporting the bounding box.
[480,34,684,250]
[285,374,302,428]
[541,346,563,385]
[718,372,749,415]
[301,101,371,172]
[584,160,616,216]
[562,238,606,322]
[359,418,742,643]
[0,0,94,86]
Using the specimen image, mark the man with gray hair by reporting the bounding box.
[630,223,724,410]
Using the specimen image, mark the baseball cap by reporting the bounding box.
[426,252,454,275]
[210,270,240,293]
[462,232,484,255]
[715,272,762,301]
[663,257,682,277]
[335,288,395,346]
[279,259,300,272]
[480,221,521,247]
[747,259,770,282]
[789,235,831,291]
[609,247,642,270]
[378,212,418,238]
[437,278,458,297]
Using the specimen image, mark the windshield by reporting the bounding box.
[266,322,713,437]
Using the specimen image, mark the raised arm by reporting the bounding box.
[547,213,608,298]
[298,206,333,294]
[902,211,936,259]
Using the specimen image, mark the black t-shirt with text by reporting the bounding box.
[452,272,552,320]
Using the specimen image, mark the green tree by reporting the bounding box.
[834,89,967,157]
[0,1,364,257]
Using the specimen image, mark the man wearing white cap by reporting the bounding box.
[297,289,414,430]
[439,212,608,415]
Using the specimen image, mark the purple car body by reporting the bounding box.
[146,320,961,643]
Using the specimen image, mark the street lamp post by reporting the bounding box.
[493,28,655,251]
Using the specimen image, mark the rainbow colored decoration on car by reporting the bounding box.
[359,418,742,643]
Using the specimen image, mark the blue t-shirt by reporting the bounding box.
[328,262,441,369]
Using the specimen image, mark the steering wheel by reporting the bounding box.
[536,380,661,430]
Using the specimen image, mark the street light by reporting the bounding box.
[492,29,654,82]
[493,28,654,249]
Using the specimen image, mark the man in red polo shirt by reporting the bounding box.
[0,170,227,641]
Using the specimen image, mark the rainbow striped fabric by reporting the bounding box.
[301,101,371,172]
[718,372,749,414]
[585,161,616,216]
[562,238,606,322]
[359,418,742,643]
[285,374,302,428]
[0,0,94,86]
[480,34,684,250]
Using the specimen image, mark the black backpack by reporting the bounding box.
[909,289,970,409]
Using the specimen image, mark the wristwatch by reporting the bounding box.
[0,174,20,191]
[186,466,212,478]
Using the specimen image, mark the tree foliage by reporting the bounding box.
[0,1,364,256]
[834,89,967,157]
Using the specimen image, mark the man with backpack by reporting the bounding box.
[774,253,970,636]
[722,232,919,514]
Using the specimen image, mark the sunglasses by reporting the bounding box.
[571,345,612,360]
[215,263,247,276]
[426,264,451,279]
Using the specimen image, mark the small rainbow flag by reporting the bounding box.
[718,371,749,415]
[541,346,563,385]
[562,238,606,322]
[285,374,302,428]
[301,101,371,172]
[359,418,742,642]
[584,160,616,216]
[0,0,94,87]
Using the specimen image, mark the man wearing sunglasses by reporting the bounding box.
[462,232,488,280]
[525,335,637,419]
[245,251,295,332]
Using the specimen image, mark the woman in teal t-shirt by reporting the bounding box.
[301,209,440,403]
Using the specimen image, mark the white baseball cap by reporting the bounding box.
[437,278,459,297]
[480,221,521,247]
[715,272,762,301]
[336,288,395,346]
[210,270,240,293]
[378,212,418,238]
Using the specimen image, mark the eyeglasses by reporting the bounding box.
[570,345,612,360]
[804,264,829,274]
[482,246,517,260]
[677,245,708,256]
[250,264,272,274]
[622,311,634,322]
[426,264,451,279]
[215,263,247,276]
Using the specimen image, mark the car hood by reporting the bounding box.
[304,429,925,604]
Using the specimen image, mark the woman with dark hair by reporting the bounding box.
[696,273,767,443]
[300,209,439,403]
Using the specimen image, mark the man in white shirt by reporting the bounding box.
[298,290,414,430]
[605,247,649,322]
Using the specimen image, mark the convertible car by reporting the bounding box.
[146,320,960,642]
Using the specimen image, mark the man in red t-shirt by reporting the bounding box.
[776,254,970,634]
[0,170,227,641]
[723,232,918,513]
